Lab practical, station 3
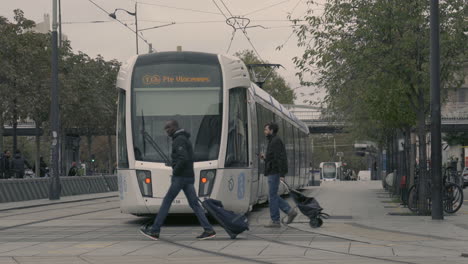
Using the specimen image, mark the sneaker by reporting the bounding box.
[264,221,281,228]
[139,224,159,241]
[285,209,298,224]
[196,230,216,240]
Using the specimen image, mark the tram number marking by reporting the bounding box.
[238,173,245,199]
[172,199,181,204]
[228,177,234,192]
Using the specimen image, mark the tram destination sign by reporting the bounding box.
[143,75,211,85]
[133,63,221,88]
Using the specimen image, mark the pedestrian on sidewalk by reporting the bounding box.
[39,156,47,177]
[260,122,297,227]
[140,119,216,241]
[1,150,12,179]
[68,162,78,176]
[11,150,30,179]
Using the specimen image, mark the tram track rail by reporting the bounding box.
[245,232,416,264]
[0,199,118,219]
[0,194,118,213]
[159,237,275,264]
[248,207,466,263]
[140,218,414,264]
[244,198,421,264]
[0,206,120,231]
[152,228,417,264]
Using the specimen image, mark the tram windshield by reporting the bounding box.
[322,163,337,179]
[131,62,222,162]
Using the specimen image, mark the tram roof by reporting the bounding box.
[250,83,309,133]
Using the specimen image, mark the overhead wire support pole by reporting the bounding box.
[58,0,62,47]
[49,0,61,200]
[430,0,443,220]
[135,2,138,55]
[88,0,154,53]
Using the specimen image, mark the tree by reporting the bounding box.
[0,10,36,153]
[60,52,119,172]
[21,31,53,177]
[443,132,468,147]
[1,9,121,174]
[93,56,119,173]
[291,0,467,213]
[234,50,295,104]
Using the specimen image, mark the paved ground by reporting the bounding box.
[0,181,467,264]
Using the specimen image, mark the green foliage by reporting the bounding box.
[0,9,38,127]
[290,0,467,145]
[443,132,468,146]
[60,52,120,135]
[0,9,120,171]
[234,50,295,104]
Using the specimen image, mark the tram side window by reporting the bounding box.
[300,133,306,178]
[285,122,294,177]
[306,135,313,169]
[279,118,285,142]
[304,134,308,176]
[117,90,129,168]
[294,128,300,177]
[297,130,304,177]
[256,104,265,174]
[273,114,285,142]
[225,88,249,167]
[257,104,274,152]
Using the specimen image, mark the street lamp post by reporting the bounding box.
[49,0,61,200]
[109,3,139,54]
[430,0,443,220]
[109,4,177,54]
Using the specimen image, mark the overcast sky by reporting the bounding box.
[1,0,326,104]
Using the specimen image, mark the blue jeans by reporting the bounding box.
[151,177,213,233]
[267,174,292,222]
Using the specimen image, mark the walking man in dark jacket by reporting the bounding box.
[140,120,216,240]
[261,122,297,227]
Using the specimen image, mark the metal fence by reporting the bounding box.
[0,175,118,203]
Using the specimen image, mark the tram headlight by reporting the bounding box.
[199,170,216,197]
[136,170,153,197]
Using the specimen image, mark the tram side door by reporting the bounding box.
[248,91,259,205]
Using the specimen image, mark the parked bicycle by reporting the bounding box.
[407,167,464,214]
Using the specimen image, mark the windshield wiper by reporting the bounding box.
[141,110,171,165]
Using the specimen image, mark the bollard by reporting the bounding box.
[400,175,408,206]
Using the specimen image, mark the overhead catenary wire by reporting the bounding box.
[226,30,236,53]
[136,0,224,16]
[242,0,290,16]
[212,0,228,19]
[62,20,115,24]
[278,2,324,49]
[215,0,263,60]
[280,30,296,47]
[289,0,302,15]
[63,19,302,26]
[87,0,151,46]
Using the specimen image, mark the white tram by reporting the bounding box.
[319,162,343,181]
[116,51,312,215]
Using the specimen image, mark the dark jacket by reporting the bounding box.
[1,155,10,172]
[264,134,288,177]
[68,166,78,176]
[11,153,26,178]
[171,130,195,178]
